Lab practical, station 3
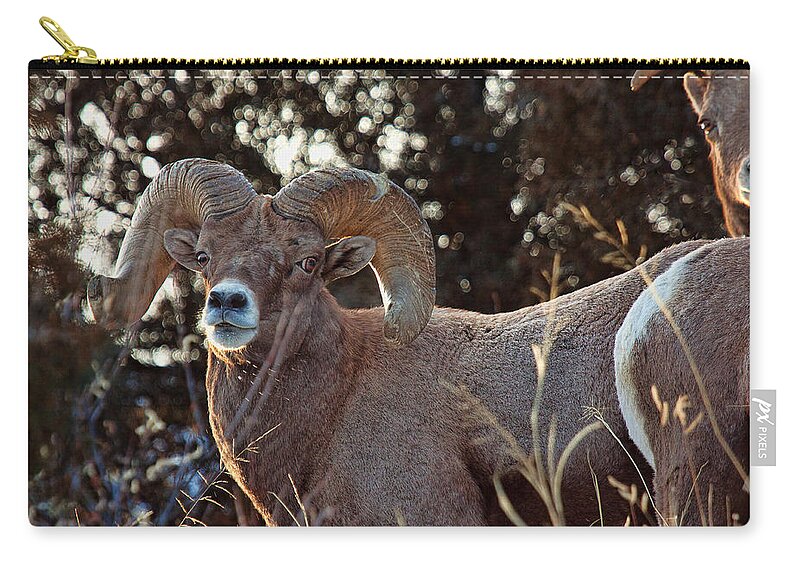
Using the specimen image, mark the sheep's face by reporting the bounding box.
[683,72,750,236]
[163,198,376,352]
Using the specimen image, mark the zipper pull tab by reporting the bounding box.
[39,16,99,64]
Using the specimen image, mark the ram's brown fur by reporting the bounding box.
[203,223,707,525]
[90,159,715,525]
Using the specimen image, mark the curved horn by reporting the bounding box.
[630,69,664,91]
[272,168,435,346]
[88,158,257,328]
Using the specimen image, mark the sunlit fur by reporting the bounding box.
[634,70,750,237]
[683,71,750,237]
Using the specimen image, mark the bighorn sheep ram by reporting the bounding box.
[632,69,750,237]
[89,158,715,526]
[615,237,750,525]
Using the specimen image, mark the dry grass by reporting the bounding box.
[177,425,280,527]
[583,405,663,526]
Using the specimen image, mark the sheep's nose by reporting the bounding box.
[207,286,250,311]
[208,290,224,309]
[203,281,258,331]
[228,292,247,309]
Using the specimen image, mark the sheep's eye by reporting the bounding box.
[698,118,717,136]
[298,257,318,274]
[196,252,210,267]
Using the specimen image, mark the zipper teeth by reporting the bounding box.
[38,57,748,68]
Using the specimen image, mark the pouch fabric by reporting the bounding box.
[28,63,750,526]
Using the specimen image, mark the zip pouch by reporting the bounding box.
[28,16,750,527]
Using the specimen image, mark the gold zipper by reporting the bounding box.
[39,16,98,65]
[35,16,747,69]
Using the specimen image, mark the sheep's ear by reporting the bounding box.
[683,72,710,116]
[323,236,377,284]
[164,228,201,271]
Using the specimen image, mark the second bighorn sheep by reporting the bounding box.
[632,69,750,237]
[89,158,713,526]
[615,237,750,525]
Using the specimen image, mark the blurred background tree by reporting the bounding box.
[28,68,724,526]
